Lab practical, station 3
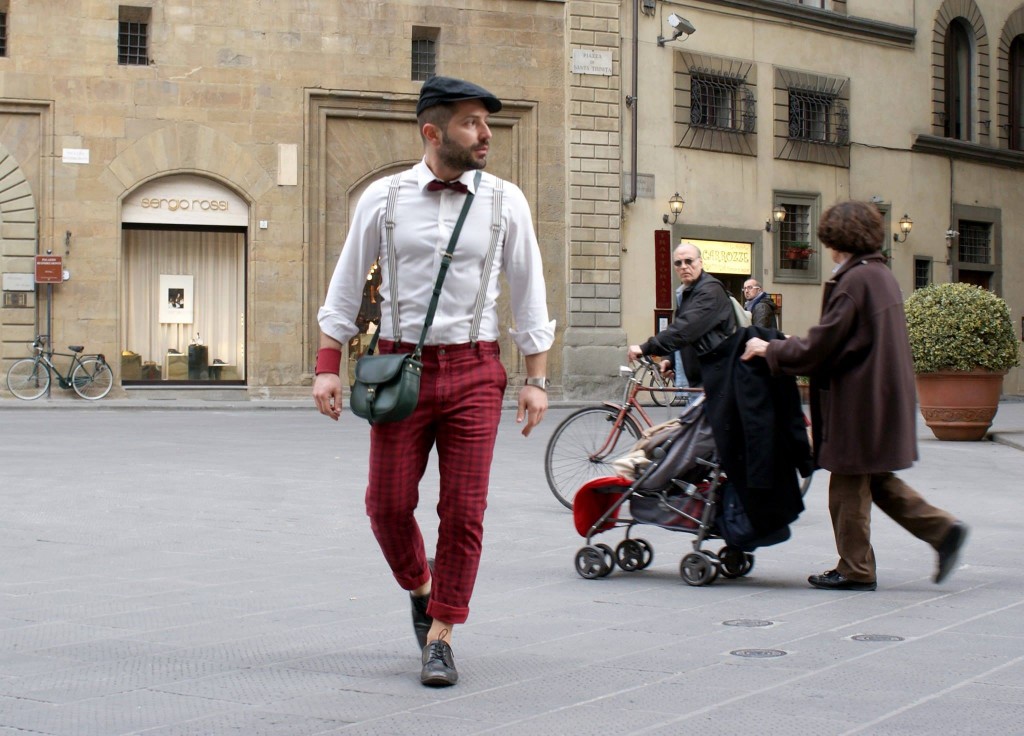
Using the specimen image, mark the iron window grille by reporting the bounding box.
[788,89,848,145]
[957,221,992,264]
[914,257,933,290]
[118,19,148,65]
[690,72,755,133]
[411,38,436,81]
[0,12,6,57]
[779,204,813,271]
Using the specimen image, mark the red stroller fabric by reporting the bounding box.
[573,476,631,537]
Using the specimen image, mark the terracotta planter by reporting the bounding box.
[915,370,1006,441]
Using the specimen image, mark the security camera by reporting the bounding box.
[667,13,696,35]
[658,13,696,46]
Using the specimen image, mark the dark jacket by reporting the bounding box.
[764,253,918,475]
[640,271,734,385]
[699,327,811,536]
[747,292,778,330]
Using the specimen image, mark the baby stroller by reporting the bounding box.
[572,394,798,586]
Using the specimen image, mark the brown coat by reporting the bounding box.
[764,253,918,474]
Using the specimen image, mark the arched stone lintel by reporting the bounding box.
[105,123,273,206]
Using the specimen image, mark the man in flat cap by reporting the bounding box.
[313,77,554,687]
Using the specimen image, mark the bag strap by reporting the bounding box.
[368,170,481,358]
[469,176,504,343]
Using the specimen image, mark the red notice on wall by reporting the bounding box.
[654,230,672,310]
[34,255,63,284]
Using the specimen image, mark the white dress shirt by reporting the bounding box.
[318,160,555,355]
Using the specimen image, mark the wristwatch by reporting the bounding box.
[524,376,550,391]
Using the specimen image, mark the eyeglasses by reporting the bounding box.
[743,286,759,291]
[673,258,699,267]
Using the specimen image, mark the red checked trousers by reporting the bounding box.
[365,340,507,624]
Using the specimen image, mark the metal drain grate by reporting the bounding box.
[730,648,787,658]
[851,634,904,642]
[722,619,774,628]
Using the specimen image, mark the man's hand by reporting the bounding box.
[627,344,644,362]
[658,359,673,378]
[313,373,343,420]
[516,385,548,437]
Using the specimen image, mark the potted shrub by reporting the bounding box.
[905,282,1021,440]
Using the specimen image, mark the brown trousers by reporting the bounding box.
[829,472,956,582]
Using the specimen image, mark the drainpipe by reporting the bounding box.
[623,0,639,205]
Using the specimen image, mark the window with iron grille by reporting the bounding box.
[675,53,757,156]
[690,74,755,132]
[957,221,991,264]
[118,7,150,66]
[0,12,7,57]
[788,89,847,145]
[778,204,813,271]
[411,27,438,82]
[914,257,933,290]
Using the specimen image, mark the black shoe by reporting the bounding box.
[410,558,435,650]
[808,569,876,591]
[935,521,968,584]
[420,639,458,687]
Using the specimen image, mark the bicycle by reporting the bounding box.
[544,356,699,509]
[6,335,113,401]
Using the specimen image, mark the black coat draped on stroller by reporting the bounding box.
[572,332,812,586]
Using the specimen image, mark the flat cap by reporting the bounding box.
[416,76,502,116]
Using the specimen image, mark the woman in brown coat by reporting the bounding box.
[742,201,967,590]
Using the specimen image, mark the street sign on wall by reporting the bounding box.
[34,255,63,284]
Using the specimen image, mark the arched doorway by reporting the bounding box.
[120,174,248,386]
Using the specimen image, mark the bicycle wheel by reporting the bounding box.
[544,406,643,510]
[71,358,113,400]
[7,358,50,400]
[638,363,673,407]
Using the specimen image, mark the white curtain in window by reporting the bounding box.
[122,228,245,375]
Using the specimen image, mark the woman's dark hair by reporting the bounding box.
[817,200,884,255]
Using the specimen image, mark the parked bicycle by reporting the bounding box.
[544,356,699,509]
[6,335,113,401]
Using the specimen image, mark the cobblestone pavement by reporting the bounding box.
[1,402,1023,735]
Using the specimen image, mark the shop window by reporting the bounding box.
[411,27,438,81]
[914,257,933,290]
[118,6,150,66]
[772,193,821,284]
[121,226,246,385]
[675,52,757,156]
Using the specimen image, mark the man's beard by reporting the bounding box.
[438,132,487,172]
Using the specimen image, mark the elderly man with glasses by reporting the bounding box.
[628,242,735,388]
[743,279,778,330]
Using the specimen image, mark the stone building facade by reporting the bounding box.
[2,0,1022,400]
[0,0,569,398]
[604,0,1024,396]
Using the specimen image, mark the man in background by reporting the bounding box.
[743,278,778,330]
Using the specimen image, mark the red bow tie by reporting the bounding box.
[427,179,469,193]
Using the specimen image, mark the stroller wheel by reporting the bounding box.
[575,546,612,579]
[595,543,616,573]
[680,552,718,586]
[616,539,653,572]
[635,538,654,570]
[719,546,751,578]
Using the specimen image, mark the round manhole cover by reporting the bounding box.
[722,619,774,628]
[730,648,787,658]
[851,634,904,642]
